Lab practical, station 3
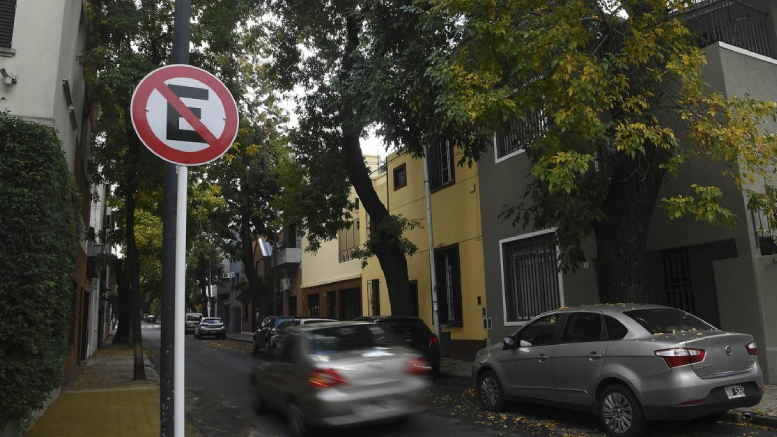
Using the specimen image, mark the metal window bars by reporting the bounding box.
[751,209,777,255]
[503,233,561,322]
[680,0,774,58]
[496,109,548,159]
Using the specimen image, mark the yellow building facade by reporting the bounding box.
[359,145,489,358]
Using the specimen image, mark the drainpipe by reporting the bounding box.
[422,144,441,339]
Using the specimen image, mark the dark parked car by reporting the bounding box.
[473,304,763,437]
[253,316,294,353]
[356,316,441,374]
[250,322,431,436]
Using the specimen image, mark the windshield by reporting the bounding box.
[306,325,401,354]
[273,317,294,328]
[187,314,201,321]
[202,318,222,324]
[624,309,716,334]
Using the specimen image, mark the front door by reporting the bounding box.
[552,312,608,405]
[500,313,560,400]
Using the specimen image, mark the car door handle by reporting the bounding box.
[587,352,603,360]
[538,354,550,362]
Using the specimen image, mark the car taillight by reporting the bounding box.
[405,357,432,375]
[308,369,347,388]
[429,335,439,348]
[655,348,705,368]
[746,341,757,356]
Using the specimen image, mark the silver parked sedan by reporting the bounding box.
[250,322,431,436]
[195,317,226,339]
[473,304,763,437]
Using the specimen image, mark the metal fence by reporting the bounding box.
[496,110,547,159]
[751,209,777,255]
[681,0,774,58]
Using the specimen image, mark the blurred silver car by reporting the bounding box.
[250,322,431,436]
[473,304,763,437]
[195,317,226,339]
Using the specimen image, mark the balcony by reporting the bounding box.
[681,0,775,58]
[751,209,777,256]
[274,247,302,267]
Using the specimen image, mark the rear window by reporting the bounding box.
[273,318,294,328]
[624,309,716,334]
[378,319,429,335]
[203,318,222,324]
[306,325,401,354]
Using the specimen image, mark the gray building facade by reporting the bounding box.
[478,0,777,383]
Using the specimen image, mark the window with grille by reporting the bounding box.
[393,164,407,190]
[502,232,561,323]
[0,0,16,49]
[428,139,455,190]
[307,293,320,318]
[435,245,463,326]
[660,247,695,314]
[337,219,360,262]
[495,110,547,160]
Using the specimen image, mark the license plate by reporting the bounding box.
[724,384,746,400]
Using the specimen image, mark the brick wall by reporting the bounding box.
[450,339,487,361]
[62,247,89,387]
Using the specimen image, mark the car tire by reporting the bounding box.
[598,384,647,437]
[287,401,308,437]
[477,370,505,412]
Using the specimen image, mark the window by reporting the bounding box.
[495,109,547,161]
[307,294,320,318]
[288,296,297,317]
[326,291,337,319]
[562,313,603,343]
[339,287,362,321]
[0,0,16,49]
[338,219,360,262]
[624,308,716,335]
[501,231,561,323]
[435,245,463,326]
[516,314,559,347]
[660,247,695,314]
[605,316,628,340]
[393,164,407,190]
[428,139,455,190]
[369,279,380,316]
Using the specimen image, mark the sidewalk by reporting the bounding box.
[26,346,160,437]
[730,384,777,427]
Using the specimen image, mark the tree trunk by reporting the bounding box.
[341,132,413,315]
[340,16,413,315]
[112,259,131,344]
[125,124,145,381]
[593,144,667,303]
[238,173,269,322]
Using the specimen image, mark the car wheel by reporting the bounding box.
[599,384,647,437]
[287,401,308,437]
[477,370,505,411]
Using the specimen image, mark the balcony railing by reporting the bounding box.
[680,0,774,58]
[751,209,776,256]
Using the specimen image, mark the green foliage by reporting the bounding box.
[354,215,422,267]
[423,0,777,268]
[0,113,81,428]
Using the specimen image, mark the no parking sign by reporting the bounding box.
[130,65,238,165]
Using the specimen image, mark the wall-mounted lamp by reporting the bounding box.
[0,68,17,85]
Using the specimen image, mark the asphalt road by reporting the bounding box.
[142,321,777,437]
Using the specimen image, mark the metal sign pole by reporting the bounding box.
[174,165,188,437]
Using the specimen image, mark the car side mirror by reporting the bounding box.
[503,337,516,350]
[519,340,532,348]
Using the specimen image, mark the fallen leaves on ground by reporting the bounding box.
[199,338,254,356]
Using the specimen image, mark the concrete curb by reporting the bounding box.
[726,411,777,428]
[226,335,253,344]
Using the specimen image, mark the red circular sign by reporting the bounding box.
[130,65,239,166]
